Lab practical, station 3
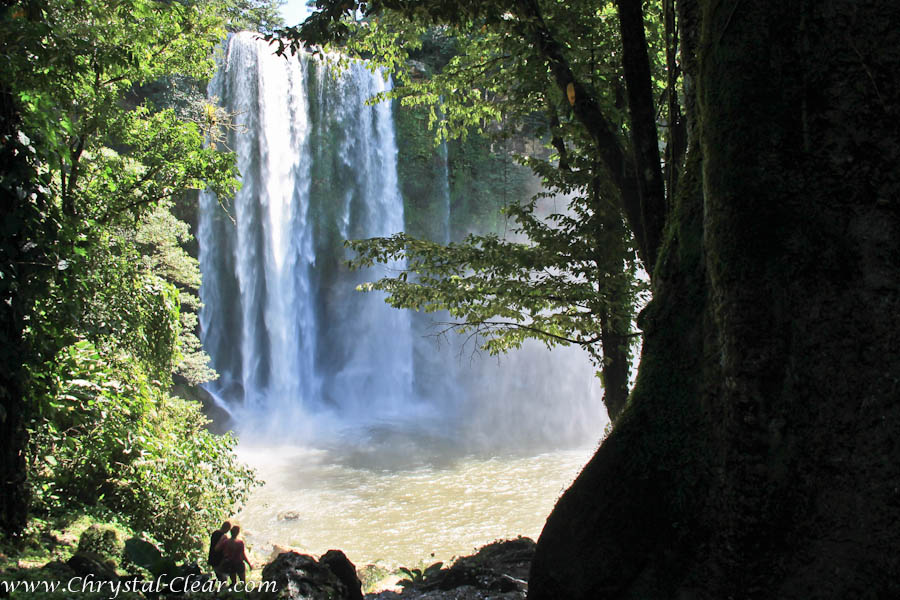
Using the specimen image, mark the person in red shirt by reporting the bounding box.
[215,524,253,585]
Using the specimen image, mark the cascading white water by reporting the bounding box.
[438,140,451,244]
[199,32,606,453]
[199,32,415,440]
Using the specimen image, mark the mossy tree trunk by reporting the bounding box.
[529,0,900,597]
[0,275,29,537]
[597,305,630,421]
[0,88,34,537]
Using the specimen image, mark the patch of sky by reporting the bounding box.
[279,0,310,26]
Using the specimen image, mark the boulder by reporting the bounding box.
[368,538,535,600]
[366,585,523,600]
[320,550,363,600]
[261,551,349,600]
[270,544,305,561]
[424,537,534,593]
[77,524,124,566]
[41,560,77,581]
[451,537,535,583]
[67,551,120,582]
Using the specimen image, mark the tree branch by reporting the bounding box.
[63,135,86,218]
[437,318,603,346]
[615,0,667,274]
[516,0,656,275]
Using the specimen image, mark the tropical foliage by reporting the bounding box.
[27,340,259,557]
[0,0,263,554]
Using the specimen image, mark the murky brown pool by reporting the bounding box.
[233,443,596,569]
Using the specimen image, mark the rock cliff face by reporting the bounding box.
[528,1,900,599]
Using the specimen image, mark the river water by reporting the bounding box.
[234,442,596,569]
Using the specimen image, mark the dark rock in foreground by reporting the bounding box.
[321,550,364,600]
[261,550,359,600]
[367,538,535,600]
[67,551,120,582]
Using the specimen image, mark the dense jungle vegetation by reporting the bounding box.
[0,0,285,560]
[2,0,899,597]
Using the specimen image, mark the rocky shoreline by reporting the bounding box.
[0,530,536,600]
[264,537,534,600]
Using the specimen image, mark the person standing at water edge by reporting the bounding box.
[216,524,253,585]
[208,521,231,580]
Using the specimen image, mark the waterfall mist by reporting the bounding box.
[199,33,607,462]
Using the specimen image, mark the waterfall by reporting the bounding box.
[438,140,451,244]
[199,32,607,452]
[199,32,416,440]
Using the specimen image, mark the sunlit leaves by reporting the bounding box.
[26,340,259,558]
[2,0,239,375]
[2,0,253,553]
[347,187,645,368]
